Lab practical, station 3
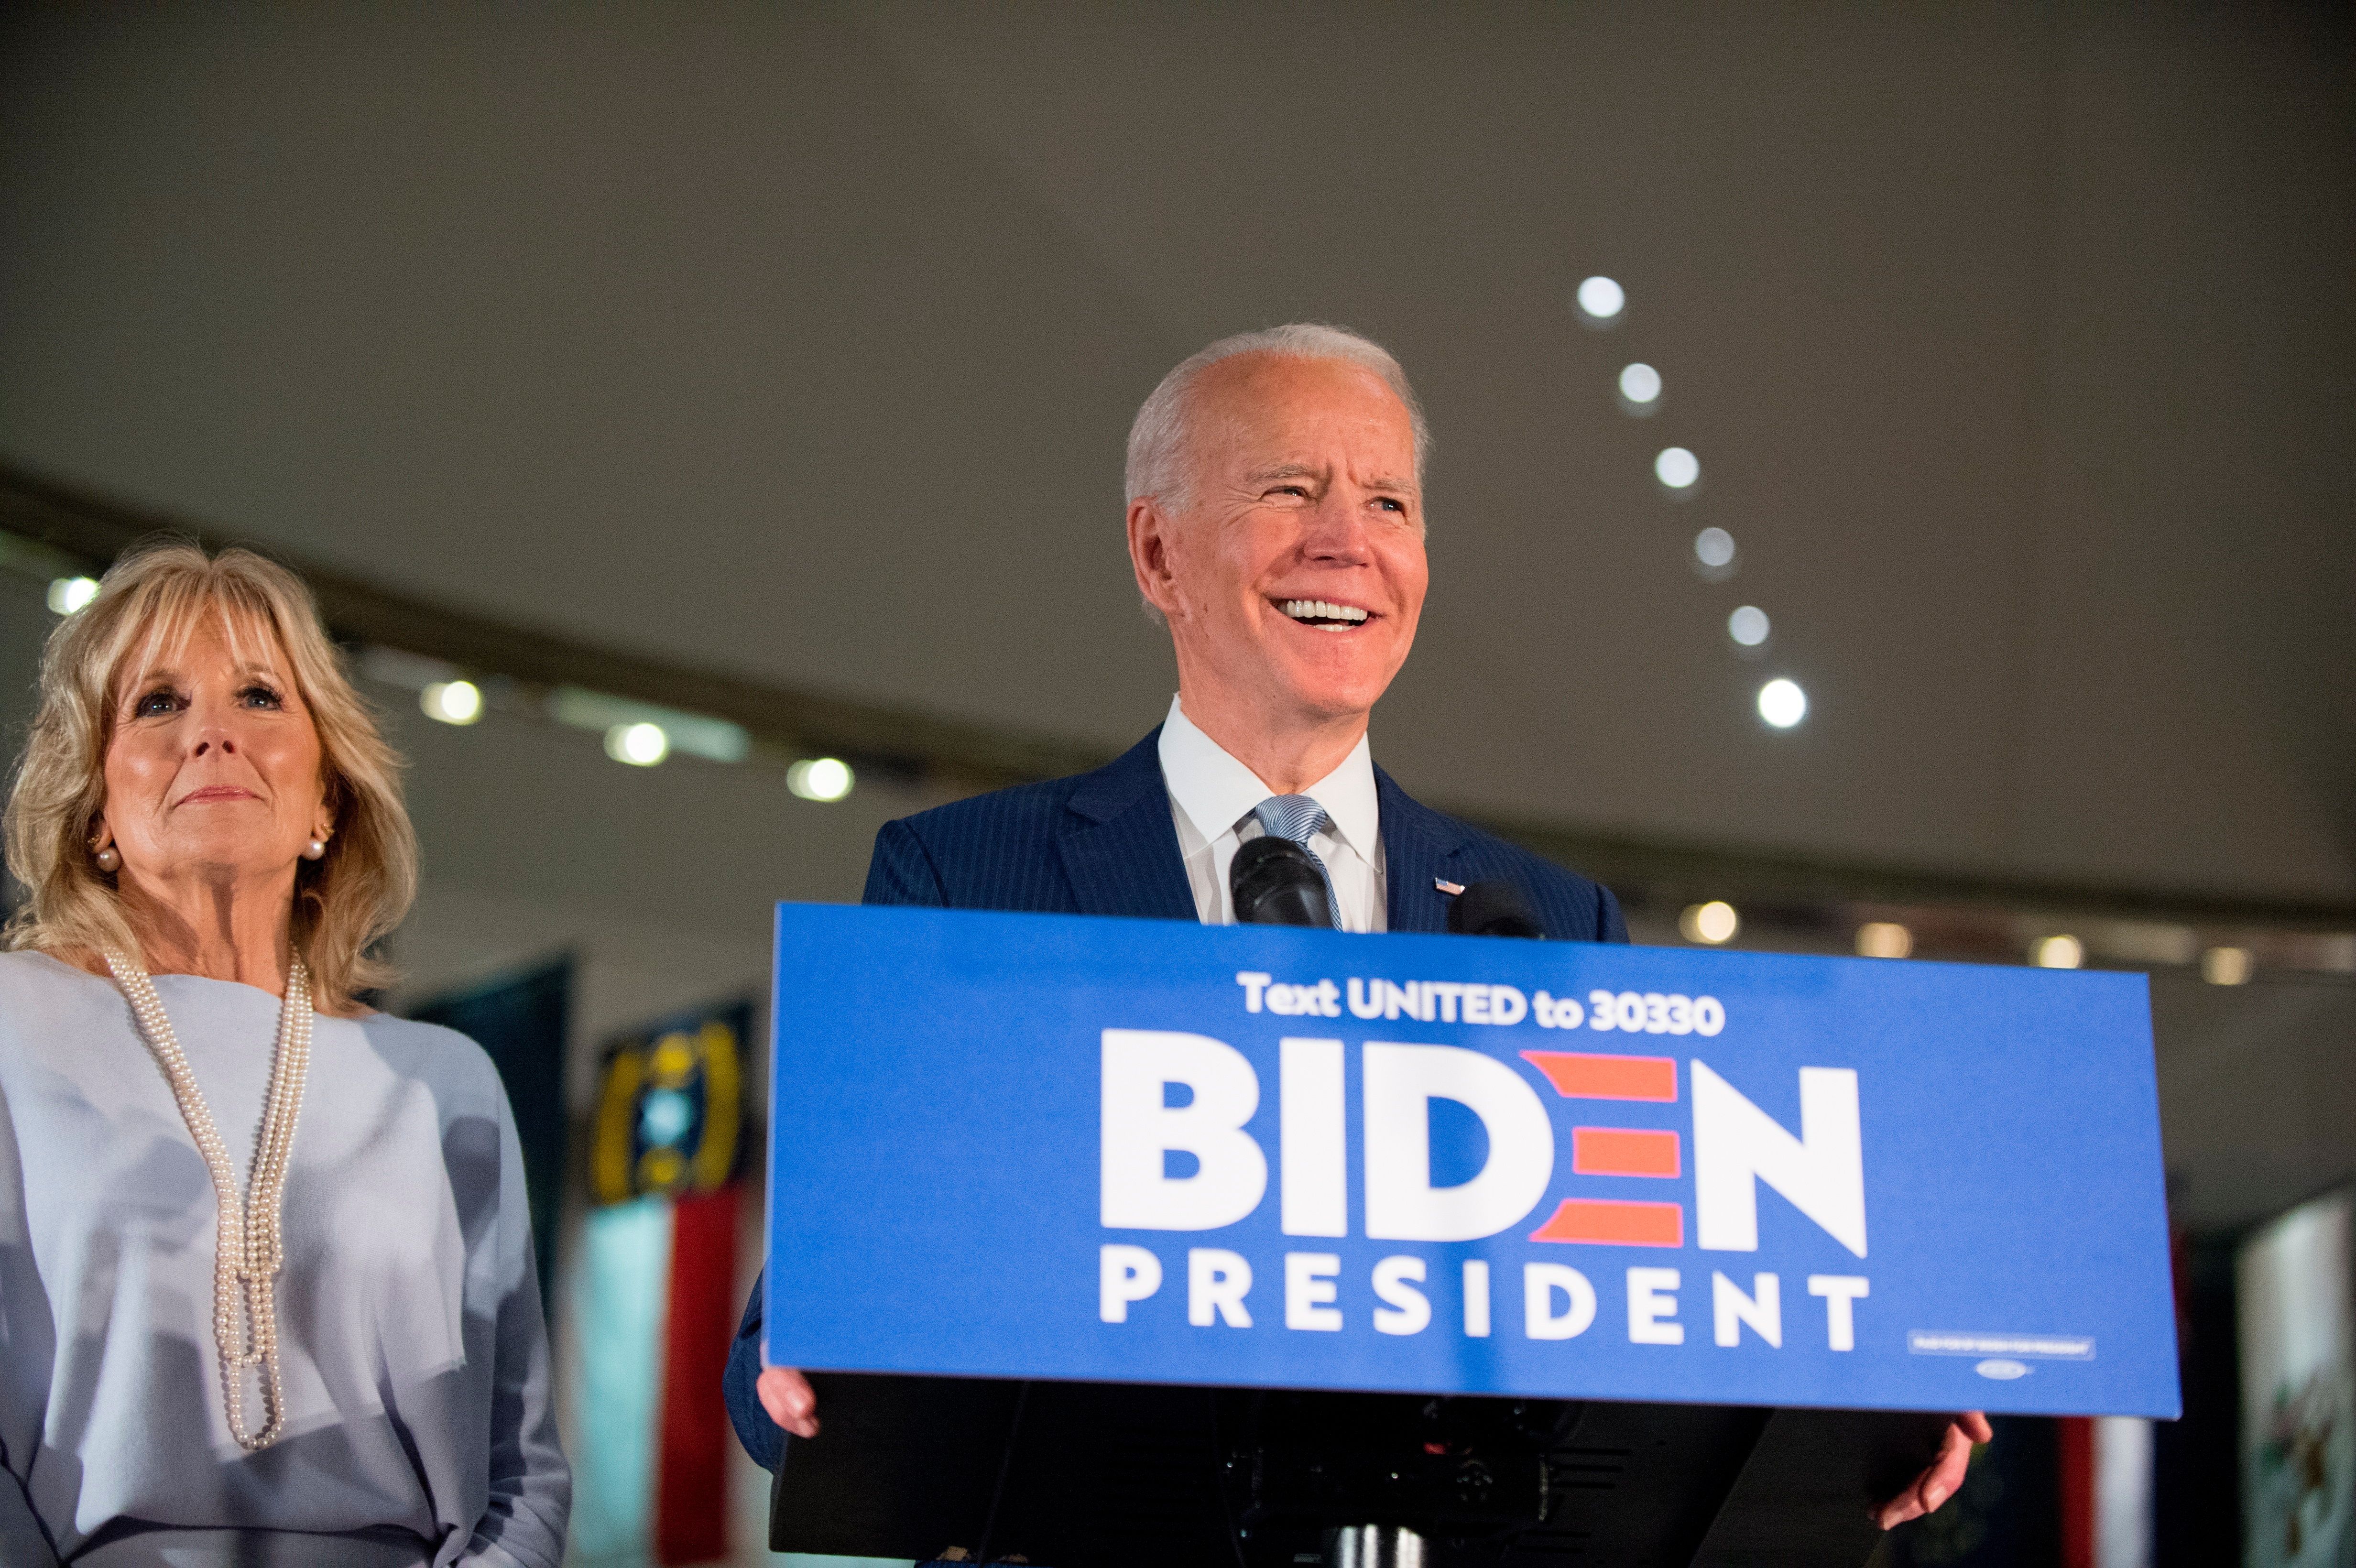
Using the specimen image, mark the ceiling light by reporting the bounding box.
[359,644,459,691]
[788,757,854,802]
[553,687,747,762]
[2096,923,2198,966]
[1694,527,1736,572]
[2200,946,2252,986]
[1575,276,1625,322]
[1728,606,1769,647]
[1680,901,1740,945]
[420,680,483,726]
[2034,934,2083,969]
[1617,362,1662,408]
[606,722,669,767]
[1655,447,1701,490]
[1756,678,1807,729]
[1856,922,1913,959]
[46,577,98,615]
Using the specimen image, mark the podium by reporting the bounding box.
[769,1373,1954,1565]
[758,904,2179,1563]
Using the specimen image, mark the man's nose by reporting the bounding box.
[1300,492,1373,563]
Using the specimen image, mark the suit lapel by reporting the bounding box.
[1058,730,1199,921]
[1052,740,1465,927]
[1378,766,1468,934]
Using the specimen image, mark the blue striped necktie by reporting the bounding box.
[1251,795,1341,928]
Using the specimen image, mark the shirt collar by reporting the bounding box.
[1157,694,1380,858]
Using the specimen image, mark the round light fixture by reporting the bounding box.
[1680,900,1740,945]
[46,577,99,615]
[606,722,670,766]
[2200,946,2252,985]
[1694,527,1736,569]
[2034,934,2084,969]
[1757,678,1807,729]
[1856,922,1913,959]
[1575,275,1625,322]
[1655,447,1700,490]
[1618,362,1662,406]
[1727,606,1770,647]
[788,756,855,802]
[420,680,483,726]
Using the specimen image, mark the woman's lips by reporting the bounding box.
[177,785,259,804]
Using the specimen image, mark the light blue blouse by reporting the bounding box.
[0,951,569,1566]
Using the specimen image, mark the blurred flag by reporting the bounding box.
[570,1002,752,1567]
[411,958,571,1312]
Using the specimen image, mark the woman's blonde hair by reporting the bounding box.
[4,538,417,1012]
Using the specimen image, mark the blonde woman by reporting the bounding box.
[0,542,567,1566]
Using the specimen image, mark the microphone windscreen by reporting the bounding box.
[1448,880,1545,939]
[1231,836,1336,927]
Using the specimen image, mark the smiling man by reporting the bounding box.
[723,324,1621,1463]
[725,324,1978,1531]
[853,323,1628,940]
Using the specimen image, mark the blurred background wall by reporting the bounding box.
[0,5,2349,1565]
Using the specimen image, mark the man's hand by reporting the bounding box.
[757,1366,820,1438]
[1876,1411,1993,1529]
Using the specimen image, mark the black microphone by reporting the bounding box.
[1447,880,1545,939]
[1231,835,1337,927]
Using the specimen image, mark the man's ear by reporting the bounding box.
[1126,497,1184,621]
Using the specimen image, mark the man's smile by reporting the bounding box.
[1274,597,1373,631]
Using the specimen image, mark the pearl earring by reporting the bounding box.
[93,843,120,873]
[302,838,327,861]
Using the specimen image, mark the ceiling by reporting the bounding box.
[2,2,2348,902]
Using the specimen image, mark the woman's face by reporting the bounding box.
[99,614,330,892]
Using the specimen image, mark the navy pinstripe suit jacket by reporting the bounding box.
[862,728,1627,936]
[726,727,1627,1467]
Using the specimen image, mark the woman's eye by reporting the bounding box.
[134,690,181,718]
[239,685,284,710]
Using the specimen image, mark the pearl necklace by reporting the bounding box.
[105,948,313,1451]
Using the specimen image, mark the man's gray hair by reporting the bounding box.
[1123,323,1431,512]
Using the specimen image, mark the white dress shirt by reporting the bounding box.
[1158,694,1387,932]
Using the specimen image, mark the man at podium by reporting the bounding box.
[727,323,1983,1531]
[860,320,1625,944]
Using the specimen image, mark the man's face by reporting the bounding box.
[1132,353,1429,729]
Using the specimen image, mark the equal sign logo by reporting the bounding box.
[1519,1051,1686,1247]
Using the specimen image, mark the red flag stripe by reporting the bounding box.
[654,1185,740,1565]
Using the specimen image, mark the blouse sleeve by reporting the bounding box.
[0,1070,60,1568]
[454,1087,572,1566]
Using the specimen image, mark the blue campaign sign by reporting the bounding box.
[764,903,2180,1419]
